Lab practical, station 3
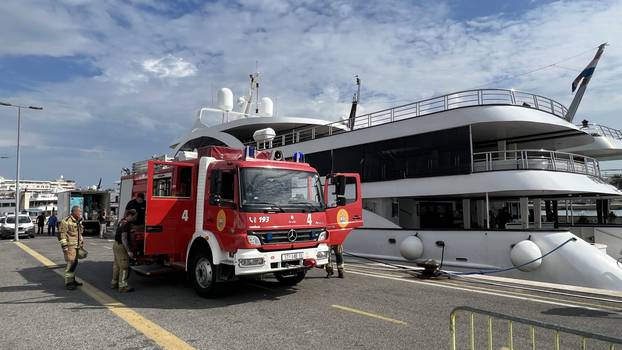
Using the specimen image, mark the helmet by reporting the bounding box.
[77,248,88,260]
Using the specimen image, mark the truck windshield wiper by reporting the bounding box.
[247,201,285,213]
[287,201,321,212]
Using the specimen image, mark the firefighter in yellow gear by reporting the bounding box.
[58,206,85,290]
[111,209,137,293]
[325,244,345,278]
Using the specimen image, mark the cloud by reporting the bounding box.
[142,55,197,78]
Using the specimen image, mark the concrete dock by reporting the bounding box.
[1,236,621,349]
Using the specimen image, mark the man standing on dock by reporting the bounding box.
[325,244,345,279]
[47,211,58,236]
[58,206,85,290]
[36,212,45,235]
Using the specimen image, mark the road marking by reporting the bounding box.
[14,242,196,350]
[346,268,622,316]
[332,304,408,325]
[103,246,112,250]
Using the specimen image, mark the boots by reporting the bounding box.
[118,270,134,292]
[325,265,334,278]
[337,269,344,279]
[72,280,83,286]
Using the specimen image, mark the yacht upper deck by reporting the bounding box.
[247,89,569,149]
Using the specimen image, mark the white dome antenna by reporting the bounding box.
[217,88,233,112]
[259,97,273,117]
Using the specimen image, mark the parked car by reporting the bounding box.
[0,215,35,239]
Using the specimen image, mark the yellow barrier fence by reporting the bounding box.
[450,306,622,350]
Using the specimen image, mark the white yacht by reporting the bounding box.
[169,52,622,291]
[0,176,76,216]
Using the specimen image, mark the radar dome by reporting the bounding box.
[217,88,233,111]
[259,97,274,117]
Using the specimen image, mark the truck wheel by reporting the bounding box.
[190,252,217,297]
[274,270,307,286]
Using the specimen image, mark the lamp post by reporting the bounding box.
[0,101,43,241]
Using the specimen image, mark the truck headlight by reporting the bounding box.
[317,250,329,259]
[317,231,328,241]
[247,235,261,246]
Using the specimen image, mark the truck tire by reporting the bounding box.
[190,252,217,297]
[274,269,307,286]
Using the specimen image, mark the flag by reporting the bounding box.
[572,43,606,92]
[97,177,102,190]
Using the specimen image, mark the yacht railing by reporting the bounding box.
[472,149,601,177]
[582,123,622,140]
[249,89,569,149]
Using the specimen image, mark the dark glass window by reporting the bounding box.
[305,126,471,181]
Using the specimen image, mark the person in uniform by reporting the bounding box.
[58,206,85,290]
[325,244,345,278]
[125,193,145,225]
[112,209,137,293]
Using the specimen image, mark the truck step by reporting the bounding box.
[130,264,177,276]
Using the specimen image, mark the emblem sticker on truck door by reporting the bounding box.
[337,209,349,228]
[216,209,226,231]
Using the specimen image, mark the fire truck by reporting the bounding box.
[119,146,362,297]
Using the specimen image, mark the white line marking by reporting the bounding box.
[347,268,622,316]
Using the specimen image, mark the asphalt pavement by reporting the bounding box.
[1,235,621,350]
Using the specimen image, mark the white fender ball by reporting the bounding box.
[510,240,542,272]
[400,236,424,260]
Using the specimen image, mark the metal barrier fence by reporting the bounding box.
[247,89,569,150]
[472,149,601,178]
[450,306,622,350]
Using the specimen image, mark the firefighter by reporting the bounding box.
[111,209,137,293]
[58,206,85,290]
[325,244,345,278]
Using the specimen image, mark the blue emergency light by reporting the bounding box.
[293,152,304,162]
[244,146,255,159]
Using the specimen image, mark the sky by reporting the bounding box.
[0,0,621,188]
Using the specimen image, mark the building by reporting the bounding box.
[0,175,76,215]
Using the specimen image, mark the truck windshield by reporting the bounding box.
[240,168,324,212]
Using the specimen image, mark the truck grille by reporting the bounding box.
[252,229,324,244]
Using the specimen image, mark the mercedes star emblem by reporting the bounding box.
[287,229,297,242]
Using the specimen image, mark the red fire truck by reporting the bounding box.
[119,146,362,297]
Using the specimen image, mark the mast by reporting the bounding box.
[566,43,606,122]
[242,72,260,116]
[348,75,361,130]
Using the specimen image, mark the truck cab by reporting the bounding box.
[120,146,362,297]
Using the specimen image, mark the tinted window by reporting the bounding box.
[305,126,471,181]
[211,170,235,201]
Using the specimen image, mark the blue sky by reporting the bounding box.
[0,0,621,188]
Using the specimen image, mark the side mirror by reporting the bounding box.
[334,175,346,196]
[209,194,221,206]
[337,197,347,206]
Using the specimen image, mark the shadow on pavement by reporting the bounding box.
[6,261,301,311]
[542,306,622,319]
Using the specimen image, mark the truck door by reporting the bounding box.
[324,173,363,245]
[144,160,196,255]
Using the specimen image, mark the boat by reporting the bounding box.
[168,49,622,291]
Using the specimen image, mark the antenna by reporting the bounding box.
[348,75,361,130]
[255,62,260,114]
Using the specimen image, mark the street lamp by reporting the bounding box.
[0,101,43,241]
